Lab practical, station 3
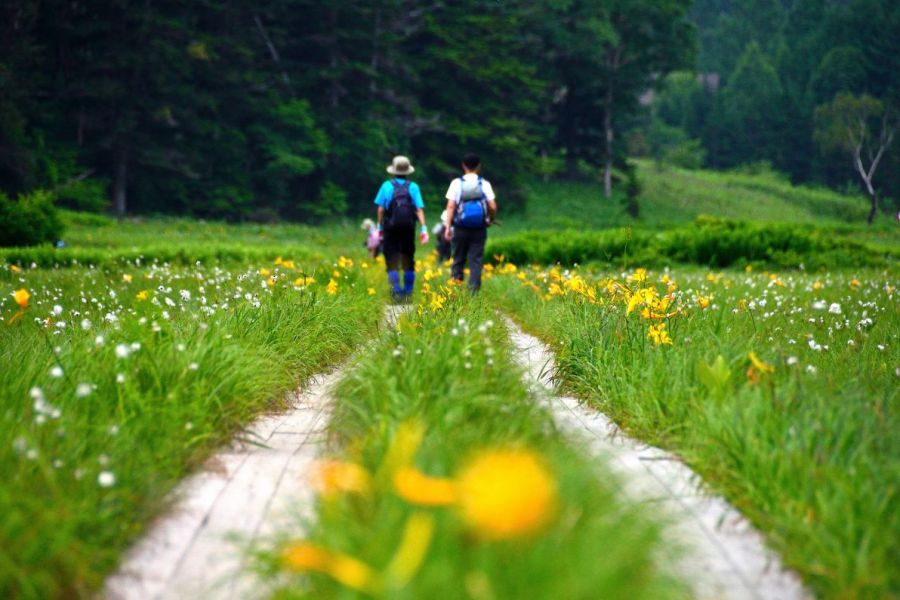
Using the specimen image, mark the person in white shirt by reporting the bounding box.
[442,154,497,291]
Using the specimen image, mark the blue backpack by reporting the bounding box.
[453,176,488,229]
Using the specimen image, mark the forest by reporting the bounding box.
[1,0,897,223]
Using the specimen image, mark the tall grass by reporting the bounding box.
[0,259,380,598]
[487,266,899,598]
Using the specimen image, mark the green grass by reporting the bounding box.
[485,265,899,599]
[0,214,376,268]
[253,293,683,599]
[0,257,382,598]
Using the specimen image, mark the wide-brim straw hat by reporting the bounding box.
[387,155,415,175]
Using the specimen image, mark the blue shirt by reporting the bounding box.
[373,178,424,209]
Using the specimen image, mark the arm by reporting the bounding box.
[487,200,497,222]
[443,198,456,241]
[376,206,385,229]
[415,208,426,228]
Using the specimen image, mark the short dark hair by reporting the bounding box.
[462,153,481,170]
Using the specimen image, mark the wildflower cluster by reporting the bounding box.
[493,261,688,346]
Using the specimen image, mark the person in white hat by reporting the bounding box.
[373,155,428,300]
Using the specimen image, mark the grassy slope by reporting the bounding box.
[498,161,890,235]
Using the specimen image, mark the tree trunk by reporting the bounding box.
[603,94,613,198]
[866,189,877,225]
[113,145,128,218]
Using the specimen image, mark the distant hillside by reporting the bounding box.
[502,160,875,235]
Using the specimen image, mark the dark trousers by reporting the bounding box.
[383,227,415,272]
[451,227,487,291]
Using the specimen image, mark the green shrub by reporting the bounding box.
[0,190,64,247]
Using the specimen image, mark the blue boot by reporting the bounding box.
[388,271,402,295]
[402,271,416,296]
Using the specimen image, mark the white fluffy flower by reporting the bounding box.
[828,303,842,315]
[115,344,130,359]
[75,383,93,398]
[49,365,64,378]
[97,471,116,488]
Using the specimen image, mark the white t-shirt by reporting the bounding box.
[445,173,496,204]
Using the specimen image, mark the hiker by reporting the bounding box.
[443,154,497,291]
[374,155,428,300]
[431,210,452,262]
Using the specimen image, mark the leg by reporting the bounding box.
[466,228,487,291]
[400,229,416,295]
[451,229,470,282]
[382,231,403,294]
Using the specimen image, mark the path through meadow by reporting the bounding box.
[105,308,809,600]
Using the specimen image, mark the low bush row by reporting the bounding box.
[0,243,320,269]
[487,217,896,270]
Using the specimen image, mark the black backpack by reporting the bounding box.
[384,180,417,230]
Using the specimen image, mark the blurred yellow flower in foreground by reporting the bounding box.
[136,290,149,301]
[282,543,378,593]
[391,446,558,540]
[326,279,338,295]
[10,265,21,273]
[13,288,30,308]
[456,449,557,540]
[394,468,456,506]
[122,273,133,283]
[282,511,435,593]
[312,460,372,497]
[367,287,376,296]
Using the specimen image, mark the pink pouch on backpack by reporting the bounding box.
[367,231,380,251]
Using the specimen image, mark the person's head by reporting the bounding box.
[387,155,415,177]
[462,153,481,173]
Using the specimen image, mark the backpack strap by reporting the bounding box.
[477,176,485,201]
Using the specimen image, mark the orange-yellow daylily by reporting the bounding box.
[748,351,774,375]
[456,449,558,540]
[312,460,372,497]
[393,468,457,506]
[12,288,30,308]
[282,543,378,593]
[647,323,673,346]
